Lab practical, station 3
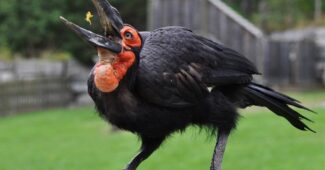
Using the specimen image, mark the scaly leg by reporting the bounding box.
[210,129,230,170]
[124,137,164,170]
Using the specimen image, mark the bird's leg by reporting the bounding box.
[210,129,230,170]
[124,137,164,170]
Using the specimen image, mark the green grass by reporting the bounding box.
[287,90,325,104]
[0,92,325,170]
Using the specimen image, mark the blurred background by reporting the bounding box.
[0,0,324,170]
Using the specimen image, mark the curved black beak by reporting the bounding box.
[60,17,122,53]
[60,0,124,53]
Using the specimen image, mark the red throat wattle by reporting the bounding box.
[94,25,141,93]
[94,48,136,93]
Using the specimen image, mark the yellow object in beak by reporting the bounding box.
[85,11,94,25]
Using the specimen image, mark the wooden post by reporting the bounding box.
[147,0,159,30]
[315,0,322,21]
[200,0,209,35]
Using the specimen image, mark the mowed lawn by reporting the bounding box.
[0,91,325,170]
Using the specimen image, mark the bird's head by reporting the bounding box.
[60,0,142,93]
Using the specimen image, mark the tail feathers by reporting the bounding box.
[249,83,315,113]
[242,83,315,133]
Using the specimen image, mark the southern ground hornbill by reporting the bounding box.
[60,0,314,169]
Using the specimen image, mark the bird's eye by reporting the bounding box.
[125,32,133,40]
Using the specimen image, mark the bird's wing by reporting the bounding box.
[136,26,258,108]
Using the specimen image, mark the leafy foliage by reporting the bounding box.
[225,0,324,32]
[0,0,147,65]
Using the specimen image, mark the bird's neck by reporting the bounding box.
[118,54,139,91]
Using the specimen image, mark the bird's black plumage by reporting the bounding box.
[61,1,314,169]
[60,0,313,170]
[137,26,258,108]
[84,26,314,170]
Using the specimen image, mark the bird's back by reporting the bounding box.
[136,26,258,108]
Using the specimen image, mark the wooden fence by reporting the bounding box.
[264,38,319,86]
[0,77,74,116]
[0,59,85,116]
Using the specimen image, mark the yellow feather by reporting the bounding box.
[85,11,94,25]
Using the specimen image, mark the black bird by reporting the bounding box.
[60,0,314,169]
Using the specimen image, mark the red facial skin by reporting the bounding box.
[94,26,141,93]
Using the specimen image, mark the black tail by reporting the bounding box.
[242,83,315,132]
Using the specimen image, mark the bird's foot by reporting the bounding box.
[123,168,133,170]
[123,165,135,170]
